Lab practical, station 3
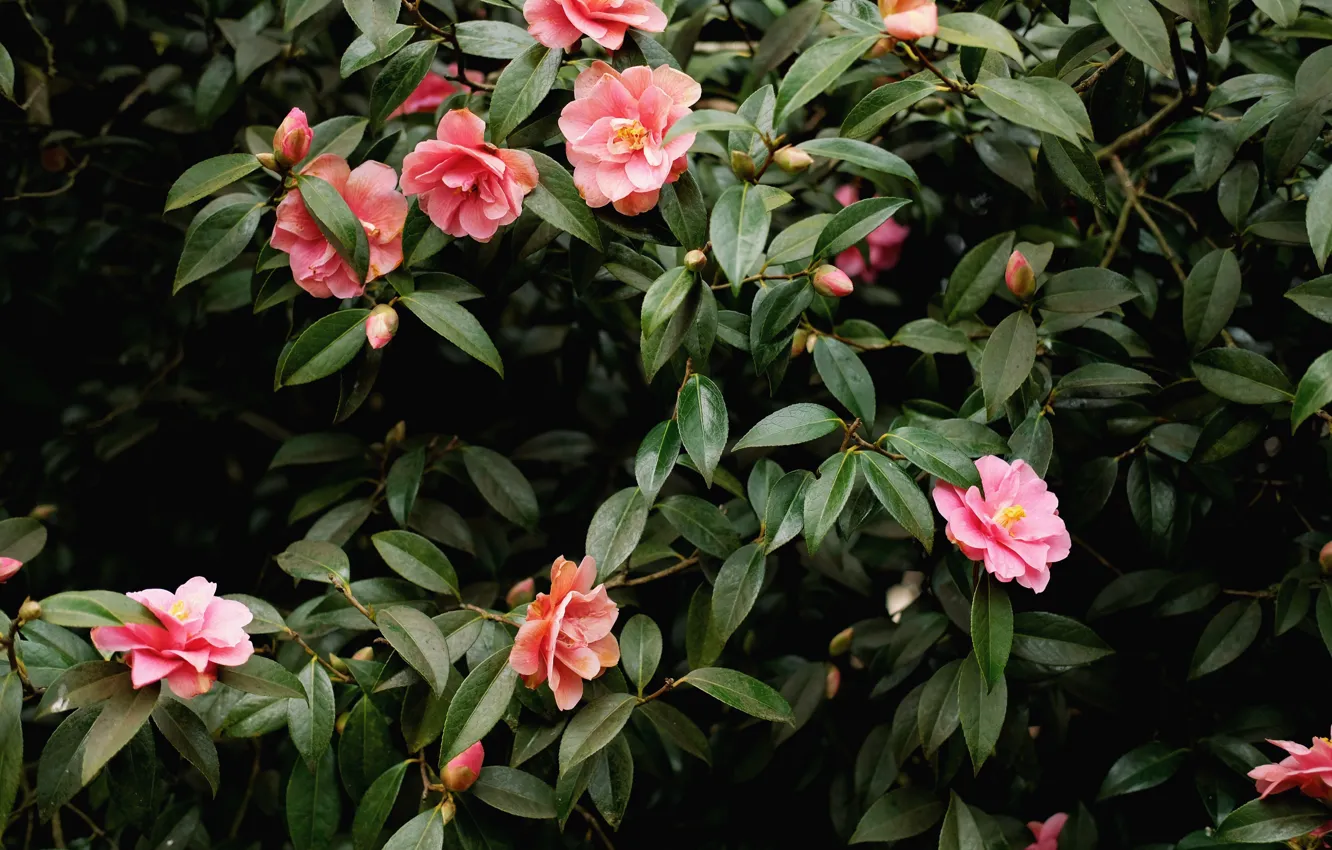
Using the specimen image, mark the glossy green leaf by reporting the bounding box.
[585,487,650,580]
[957,661,1006,775]
[710,184,771,287]
[936,13,1023,60]
[762,469,813,554]
[710,543,765,645]
[885,427,980,489]
[368,40,436,126]
[288,748,341,850]
[164,154,261,212]
[842,78,939,140]
[859,452,934,552]
[279,309,370,386]
[1293,350,1332,430]
[774,34,881,125]
[682,667,793,723]
[814,197,913,260]
[399,292,503,376]
[814,337,876,426]
[1096,0,1174,76]
[472,766,558,818]
[439,646,517,763]
[1192,348,1294,403]
[173,196,265,291]
[524,149,603,250]
[734,403,842,450]
[219,656,306,699]
[288,659,336,771]
[152,699,220,795]
[278,539,351,584]
[803,451,859,554]
[970,575,1012,690]
[1189,600,1262,678]
[1097,742,1189,799]
[1183,250,1242,352]
[850,787,945,844]
[352,761,409,850]
[943,232,1015,322]
[372,530,459,596]
[658,494,741,558]
[620,614,662,695]
[796,138,920,186]
[461,445,538,528]
[488,44,562,142]
[38,591,157,629]
[1012,613,1114,666]
[1038,268,1139,313]
[677,374,728,487]
[981,311,1037,417]
[1217,796,1332,842]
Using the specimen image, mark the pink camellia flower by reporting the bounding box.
[524,0,668,51]
[1248,733,1332,800]
[812,264,854,298]
[879,0,939,40]
[90,577,254,699]
[0,557,21,583]
[509,555,620,711]
[272,154,408,299]
[834,185,910,283]
[400,109,539,242]
[273,108,312,168]
[932,456,1072,593]
[1024,814,1068,850]
[559,62,700,216]
[365,304,399,349]
[388,67,486,119]
[443,741,485,791]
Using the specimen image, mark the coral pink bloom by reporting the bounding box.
[400,109,539,242]
[509,555,620,711]
[1024,814,1068,850]
[524,0,667,51]
[932,456,1071,593]
[388,67,485,119]
[880,0,938,40]
[1249,734,1332,801]
[271,154,408,299]
[444,741,484,791]
[559,62,700,216]
[834,184,910,283]
[0,557,21,582]
[90,577,254,699]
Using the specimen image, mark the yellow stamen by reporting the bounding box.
[614,120,649,151]
[168,600,190,621]
[994,505,1026,531]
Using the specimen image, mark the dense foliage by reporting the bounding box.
[5,0,1332,848]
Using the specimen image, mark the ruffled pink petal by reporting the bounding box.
[550,658,585,710]
[165,663,216,699]
[588,633,619,668]
[525,0,587,50]
[931,481,966,517]
[206,640,254,667]
[510,615,550,676]
[651,65,702,108]
[974,455,1014,503]
[128,648,182,688]
[612,189,659,216]
[555,642,602,679]
[300,154,351,192]
[201,597,253,646]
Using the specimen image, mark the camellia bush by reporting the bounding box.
[7,0,1332,847]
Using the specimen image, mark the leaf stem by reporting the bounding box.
[460,603,521,626]
[636,677,678,705]
[1073,48,1126,95]
[1110,156,1188,284]
[1096,94,1184,162]
[605,553,701,589]
[331,575,377,624]
[284,628,353,683]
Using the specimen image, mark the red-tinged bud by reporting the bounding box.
[791,328,810,357]
[684,249,708,272]
[773,145,813,174]
[29,504,57,520]
[0,558,21,583]
[352,646,375,662]
[829,626,853,656]
[273,108,313,168]
[812,264,854,298]
[730,149,756,181]
[867,37,896,59]
[1005,249,1035,300]
[825,664,841,699]
[1320,541,1332,573]
[443,742,484,791]
[505,577,536,608]
[366,304,399,350]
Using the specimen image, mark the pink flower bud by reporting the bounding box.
[812,264,854,298]
[443,741,484,791]
[684,249,708,272]
[825,664,841,699]
[1320,541,1332,573]
[773,145,813,174]
[273,108,312,168]
[829,626,853,656]
[366,304,399,349]
[1005,250,1035,299]
[505,577,536,608]
[351,646,375,662]
[0,557,21,583]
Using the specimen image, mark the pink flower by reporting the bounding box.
[1024,814,1068,850]
[388,67,485,119]
[559,62,700,216]
[1249,734,1332,801]
[400,109,539,242]
[0,557,21,583]
[813,264,854,298]
[444,741,484,791]
[90,577,254,699]
[509,555,620,711]
[880,0,938,40]
[524,0,667,51]
[272,154,408,299]
[834,185,910,283]
[273,108,312,168]
[365,304,399,349]
[932,456,1071,593]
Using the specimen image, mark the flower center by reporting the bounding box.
[994,505,1026,531]
[168,600,190,621]
[613,120,649,151]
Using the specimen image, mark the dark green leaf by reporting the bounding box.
[1012,612,1114,666]
[850,787,945,844]
[289,659,336,771]
[1192,348,1294,403]
[957,661,1006,775]
[885,427,980,489]
[1217,797,1332,843]
[762,470,813,554]
[288,748,341,850]
[1096,0,1174,76]
[462,445,538,529]
[352,761,409,850]
[774,34,881,124]
[814,337,876,426]
[659,494,741,558]
[710,184,771,287]
[943,232,1015,322]
[559,693,637,773]
[982,311,1037,417]
[585,487,650,581]
[488,44,562,142]
[524,149,603,250]
[1097,742,1189,799]
[677,374,728,487]
[620,614,662,696]
[803,452,859,554]
[1189,600,1262,679]
[439,646,517,764]
[734,403,842,450]
[1038,268,1139,313]
[710,543,765,645]
[1183,250,1242,352]
[682,667,793,723]
[38,591,157,629]
[368,40,436,126]
[971,575,1012,690]
[859,453,934,551]
[219,656,306,699]
[814,197,913,260]
[165,154,261,212]
[173,196,265,291]
[152,699,220,795]
[842,78,939,140]
[386,446,425,529]
[279,309,371,386]
[472,766,557,818]
[1292,350,1332,430]
[399,292,503,376]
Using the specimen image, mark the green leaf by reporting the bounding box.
[710,544,766,645]
[938,791,985,850]
[1012,612,1114,666]
[658,494,741,558]
[152,699,220,795]
[0,517,47,562]
[642,266,696,337]
[462,445,538,529]
[888,319,965,355]
[1217,796,1332,843]
[775,34,881,125]
[271,433,363,468]
[381,806,446,850]
[79,681,159,784]
[796,138,919,186]
[378,606,452,695]
[1192,348,1294,403]
[1254,0,1300,27]
[559,693,637,773]
[165,154,261,212]
[1183,250,1242,352]
[975,79,1086,143]
[385,446,425,528]
[368,40,436,127]
[36,662,131,719]
[279,309,371,386]
[524,149,603,251]
[1011,417,1053,475]
[762,470,813,554]
[957,661,1006,775]
[289,659,336,772]
[455,20,536,58]
[340,697,399,799]
[1097,742,1189,799]
[634,420,680,501]
[677,374,728,487]
[1095,0,1174,76]
[0,42,14,101]
[936,13,1023,61]
[399,292,503,376]
[734,403,842,450]
[814,197,912,261]
[37,704,102,818]
[173,196,265,291]
[1286,275,1332,324]
[38,591,157,629]
[472,766,558,818]
[1087,570,1172,620]
[943,232,1015,322]
[352,761,409,850]
[589,734,633,829]
[1308,168,1332,270]
[814,337,876,426]
[1038,267,1139,313]
[638,700,712,764]
[682,667,793,723]
[859,453,934,552]
[658,170,709,249]
[512,720,566,768]
[288,748,341,850]
[850,787,945,844]
[885,427,980,489]
[802,452,859,554]
[1054,363,1158,398]
[439,646,518,763]
[488,44,562,142]
[279,540,351,585]
[748,0,824,82]
[372,531,459,597]
[917,659,963,756]
[1044,134,1107,208]
[663,109,760,143]
[981,311,1037,418]
[1189,599,1262,678]
[842,78,939,140]
[620,614,662,696]
[970,575,1013,690]
[585,487,650,581]
[1293,350,1332,431]
[220,657,307,699]
[710,184,771,287]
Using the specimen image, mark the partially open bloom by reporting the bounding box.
[272,154,408,298]
[444,741,485,791]
[524,0,667,51]
[506,577,536,608]
[559,62,700,216]
[509,555,620,710]
[1249,734,1332,800]
[90,577,254,699]
[932,456,1071,593]
[835,185,910,283]
[365,304,399,349]
[813,264,854,298]
[273,108,312,168]
[880,0,938,40]
[1006,249,1036,299]
[401,109,539,242]
[0,557,21,583]
[1024,814,1068,850]
[387,67,485,119]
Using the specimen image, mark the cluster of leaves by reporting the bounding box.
[6,0,1332,848]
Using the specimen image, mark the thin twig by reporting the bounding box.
[850,433,905,461]
[1071,534,1123,576]
[1096,95,1185,162]
[575,804,617,850]
[460,603,522,626]
[1222,588,1275,598]
[1099,198,1133,268]
[332,576,377,623]
[1110,156,1188,284]
[285,628,353,682]
[720,0,756,56]
[902,43,972,96]
[61,805,112,847]
[1073,48,1126,95]
[605,555,701,589]
[637,677,677,705]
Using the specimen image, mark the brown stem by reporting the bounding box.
[839,417,863,452]
[636,677,678,705]
[460,603,521,626]
[1071,534,1123,576]
[3,613,36,696]
[332,576,376,624]
[1096,95,1185,162]
[285,628,353,683]
[1110,156,1188,284]
[1099,198,1133,268]
[575,804,617,850]
[903,43,971,96]
[1073,48,1126,95]
[61,805,111,847]
[851,433,905,461]
[605,554,700,589]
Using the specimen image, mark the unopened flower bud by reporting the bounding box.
[329,655,350,673]
[273,107,313,168]
[255,152,278,171]
[352,646,375,662]
[1005,249,1035,300]
[17,598,40,622]
[336,712,350,735]
[439,796,457,826]
[1320,541,1332,573]
[366,304,399,350]
[29,504,56,521]
[806,333,817,354]
[0,558,21,583]
[505,578,536,608]
[385,421,407,445]
[825,664,841,699]
[829,626,853,656]
[773,145,813,174]
[730,149,756,181]
[443,741,484,791]
[812,264,854,298]
[868,37,896,59]
[684,249,708,272]
[791,328,810,357]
